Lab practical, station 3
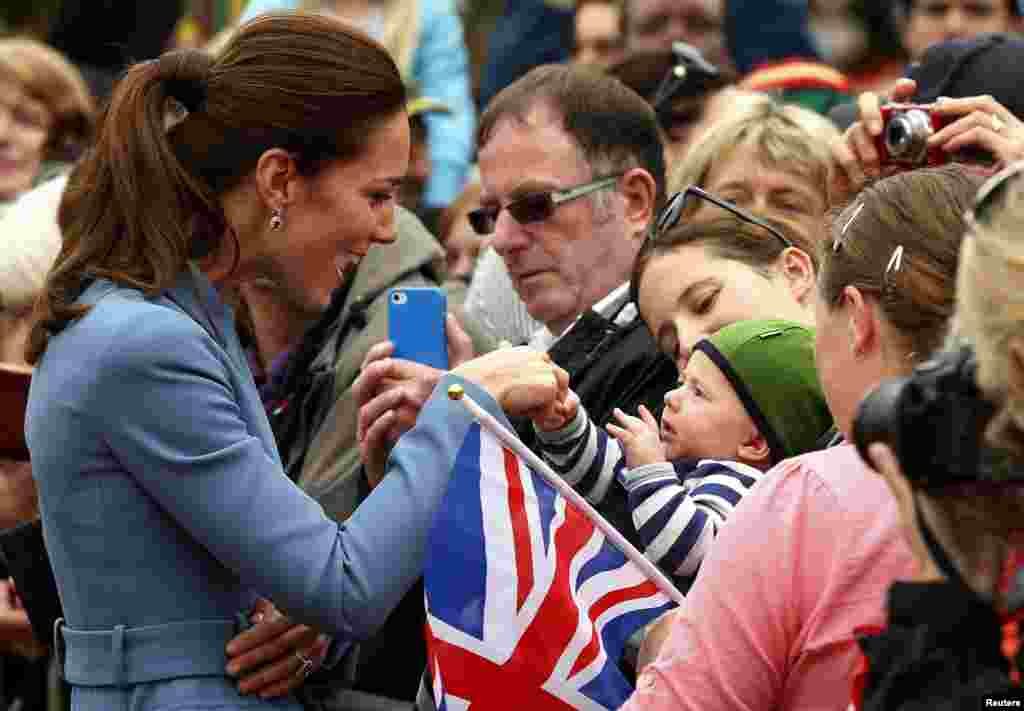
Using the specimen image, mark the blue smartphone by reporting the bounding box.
[388,287,449,370]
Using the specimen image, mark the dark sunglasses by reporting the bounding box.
[968,161,1024,229]
[653,185,793,249]
[467,174,623,235]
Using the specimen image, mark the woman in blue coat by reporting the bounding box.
[23,12,559,710]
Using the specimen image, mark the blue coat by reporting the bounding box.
[26,266,493,710]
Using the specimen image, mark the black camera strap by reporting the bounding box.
[915,497,970,593]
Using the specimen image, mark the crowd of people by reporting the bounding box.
[3,1,1024,710]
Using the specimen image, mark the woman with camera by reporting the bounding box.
[623,164,980,711]
[831,35,1024,204]
[22,12,564,711]
[853,164,1024,708]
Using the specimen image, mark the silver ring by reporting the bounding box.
[295,651,314,679]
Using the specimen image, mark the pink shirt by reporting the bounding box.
[623,444,917,711]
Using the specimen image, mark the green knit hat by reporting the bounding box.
[693,319,833,464]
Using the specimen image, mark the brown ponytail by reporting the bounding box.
[27,12,405,364]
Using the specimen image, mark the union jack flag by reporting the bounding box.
[424,424,676,710]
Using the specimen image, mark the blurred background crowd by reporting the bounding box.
[1,0,1021,233]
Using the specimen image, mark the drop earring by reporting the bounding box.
[270,207,284,231]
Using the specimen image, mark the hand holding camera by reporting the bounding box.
[831,79,1024,204]
[926,93,1024,167]
[873,103,955,169]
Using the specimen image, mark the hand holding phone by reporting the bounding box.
[388,287,449,370]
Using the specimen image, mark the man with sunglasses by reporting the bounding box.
[356,64,677,553]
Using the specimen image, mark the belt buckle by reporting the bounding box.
[52,617,66,678]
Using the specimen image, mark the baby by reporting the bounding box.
[536,319,832,580]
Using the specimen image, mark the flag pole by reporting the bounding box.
[448,385,686,606]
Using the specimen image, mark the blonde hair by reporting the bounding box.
[0,38,94,161]
[669,95,838,204]
[213,4,421,77]
[299,0,419,77]
[917,168,1024,604]
[957,174,1024,456]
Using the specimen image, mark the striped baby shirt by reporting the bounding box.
[536,405,766,578]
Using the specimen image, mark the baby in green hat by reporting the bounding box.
[536,319,832,581]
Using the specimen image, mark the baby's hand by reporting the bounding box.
[606,405,666,469]
[533,388,580,432]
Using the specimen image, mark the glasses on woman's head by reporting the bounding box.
[466,174,623,236]
[653,185,793,249]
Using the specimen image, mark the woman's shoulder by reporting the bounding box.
[42,281,221,386]
[29,283,225,437]
[762,444,899,521]
[773,443,869,484]
[79,281,211,347]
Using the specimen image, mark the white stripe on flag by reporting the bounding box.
[549,528,607,685]
[480,432,518,654]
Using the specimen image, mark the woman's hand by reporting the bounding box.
[533,388,579,433]
[832,78,1024,205]
[225,598,330,698]
[606,406,666,469]
[830,78,918,204]
[928,93,1024,168]
[451,347,569,419]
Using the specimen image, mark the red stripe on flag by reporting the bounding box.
[504,447,534,612]
[428,628,574,709]
[507,490,597,681]
[568,580,662,678]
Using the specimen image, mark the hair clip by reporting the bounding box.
[834,202,865,252]
[164,97,190,133]
[885,245,904,285]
